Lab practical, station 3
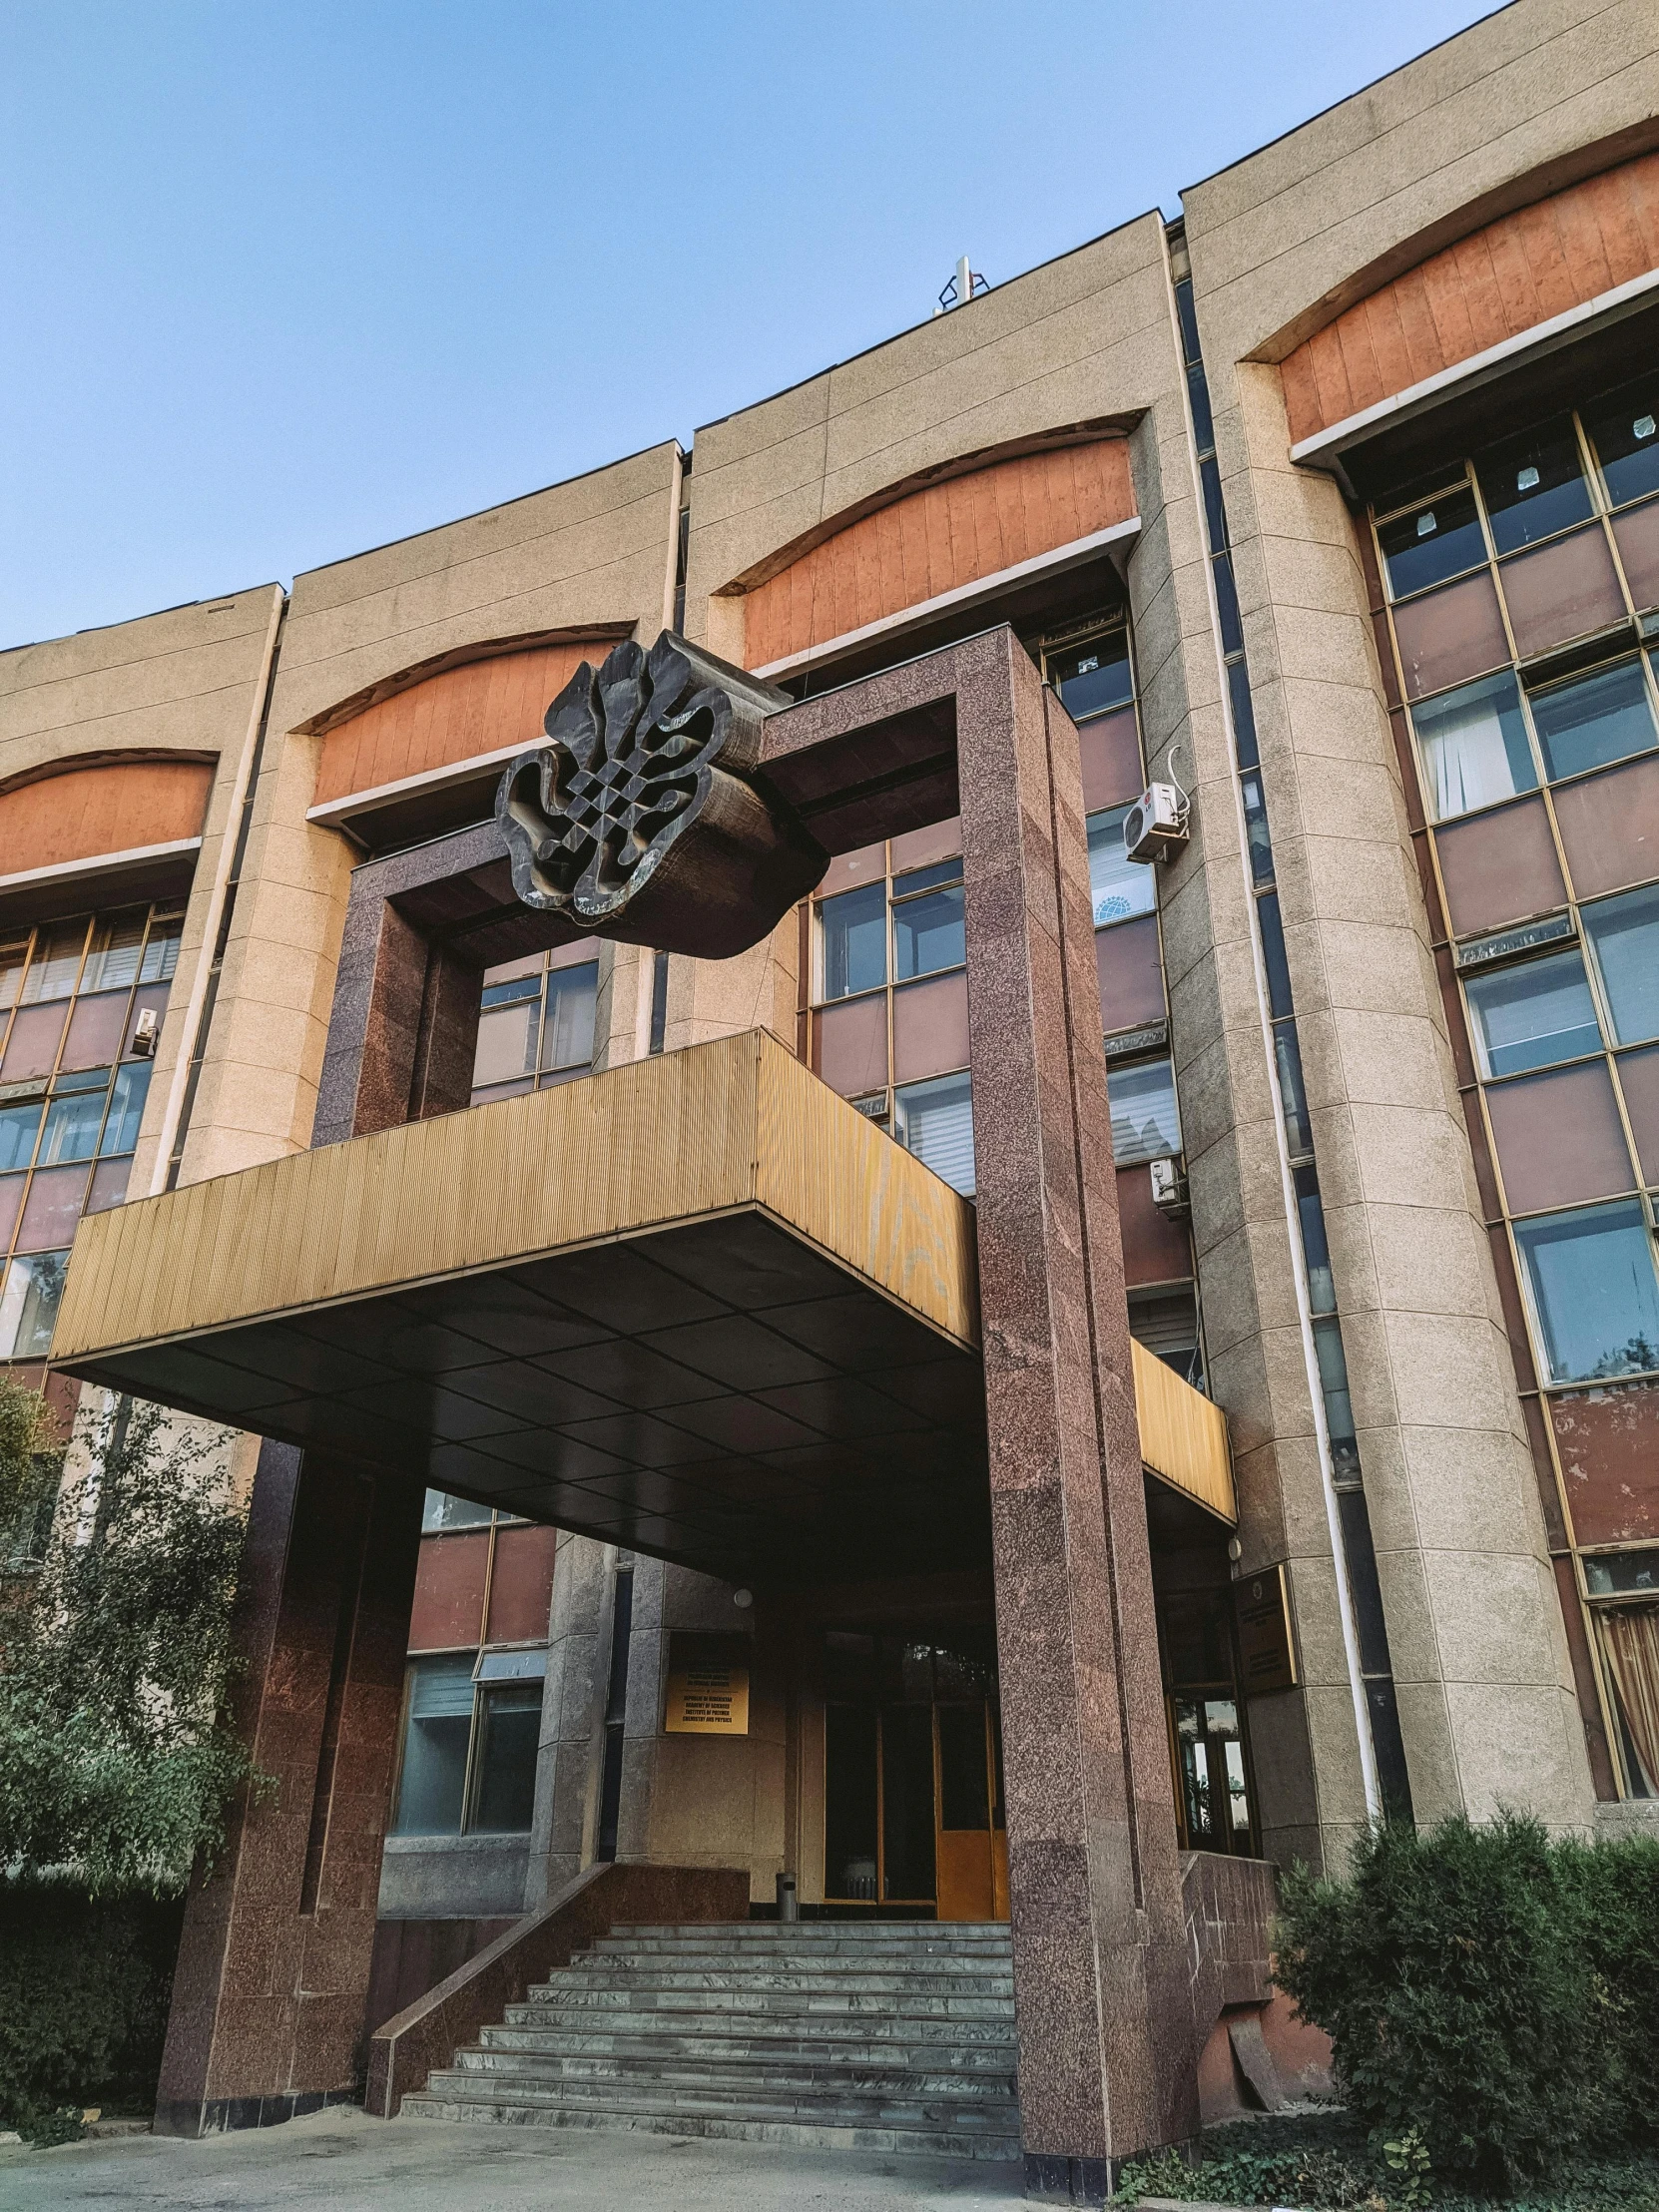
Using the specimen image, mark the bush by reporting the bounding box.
[0,1878,184,2132]
[1274,1813,1659,2192]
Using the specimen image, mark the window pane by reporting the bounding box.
[393,1655,475,1835]
[1584,378,1659,510]
[0,945,26,1010]
[471,1683,542,1833]
[422,1489,493,1533]
[1087,806,1156,924]
[1514,1202,1659,1383]
[16,1165,89,1254]
[85,1158,130,1215]
[1108,1057,1182,1165]
[0,1103,42,1175]
[892,1071,974,1196]
[1529,659,1657,782]
[1583,1551,1659,1597]
[138,918,183,985]
[472,998,538,1090]
[1464,950,1600,1076]
[19,921,88,1004]
[37,1084,108,1166]
[0,1251,70,1359]
[541,962,597,1073]
[821,883,887,1000]
[892,883,964,980]
[1049,633,1132,723]
[1411,671,1535,821]
[1476,419,1593,554]
[1378,487,1486,598]
[100,1062,151,1156]
[1583,885,1659,1045]
[61,991,129,1073]
[82,909,148,994]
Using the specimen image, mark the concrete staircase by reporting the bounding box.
[400,1919,1021,2160]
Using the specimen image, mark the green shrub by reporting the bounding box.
[1274,1813,1659,2192]
[0,1878,184,2129]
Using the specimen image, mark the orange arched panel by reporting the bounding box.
[0,758,214,875]
[740,441,1135,671]
[1281,150,1659,447]
[313,641,619,809]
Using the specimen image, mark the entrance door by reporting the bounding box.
[823,1632,1007,1921]
[933,1701,1007,1921]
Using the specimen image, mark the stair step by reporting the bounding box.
[457,2047,1017,2096]
[403,2078,1020,2158]
[402,1914,1020,2158]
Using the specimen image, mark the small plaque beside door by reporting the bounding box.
[1234,1563,1297,1696]
[663,1633,751,1735]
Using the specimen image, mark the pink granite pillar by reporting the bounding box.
[955,630,1197,2198]
[155,1442,422,2133]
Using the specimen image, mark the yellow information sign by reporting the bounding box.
[663,1633,751,1735]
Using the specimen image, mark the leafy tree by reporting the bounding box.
[0,1381,254,1895]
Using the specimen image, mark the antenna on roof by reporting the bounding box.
[932,256,989,316]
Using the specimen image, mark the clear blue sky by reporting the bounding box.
[3,0,1500,650]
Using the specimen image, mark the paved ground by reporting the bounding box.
[0,2105,1026,2211]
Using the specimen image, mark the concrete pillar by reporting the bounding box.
[155,1442,422,2133]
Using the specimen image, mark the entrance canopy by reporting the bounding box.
[54,1032,988,1584]
[54,1027,1233,1582]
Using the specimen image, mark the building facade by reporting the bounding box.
[4,0,1658,2188]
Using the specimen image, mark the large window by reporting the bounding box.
[892,1071,974,1196]
[0,903,180,1361]
[1107,1057,1181,1166]
[1513,1202,1659,1384]
[1463,950,1601,1078]
[1411,672,1536,822]
[471,944,598,1106]
[1582,885,1659,1045]
[392,1647,545,1837]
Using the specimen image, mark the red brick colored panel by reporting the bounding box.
[1612,499,1659,613]
[1432,795,1566,937]
[485,1523,558,1645]
[741,441,1136,669]
[1078,709,1145,813]
[813,995,887,1098]
[1118,1163,1192,1287]
[889,817,961,872]
[892,971,970,1085]
[0,1001,69,1083]
[1549,1382,1659,1544]
[60,990,128,1073]
[1391,572,1510,701]
[1097,916,1165,1037]
[1616,1046,1659,1184]
[1497,527,1626,660]
[1552,753,1659,899]
[1485,1062,1635,1213]
[313,642,610,808]
[408,1530,489,1651]
[0,759,213,874]
[1280,150,1659,445]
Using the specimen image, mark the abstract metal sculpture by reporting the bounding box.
[496,633,825,958]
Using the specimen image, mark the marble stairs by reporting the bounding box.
[400,1920,1021,2159]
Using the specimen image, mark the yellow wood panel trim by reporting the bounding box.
[1131,1336,1236,1524]
[755,1036,979,1351]
[54,1030,976,1364]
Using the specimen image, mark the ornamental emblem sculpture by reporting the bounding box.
[496,633,825,959]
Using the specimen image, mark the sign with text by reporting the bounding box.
[663,1633,752,1735]
[1234,1564,1298,1697]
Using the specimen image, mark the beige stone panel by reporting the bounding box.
[1193,1220,1275,1366]
[1230,1437,1289,1568]
[1363,1200,1494,1321]
[1372,1543,1447,1697]
[1273,678,1402,774]
[1301,837,1430,939]
[1274,1432,1352,1566]
[1312,1006,1449,1116]
[1381,1308,1536,1436]
[1316,920,1443,1019]
[273,446,680,733]
[1327,1306,1402,1436]
[0,585,279,772]
[1396,1423,1541,1556]
[1442,1675,1594,1833]
[665,921,798,1058]
[1296,1667,1369,1824]
[1252,532,1378,629]
[1390,1678,1463,1826]
[1183,0,1659,365]
[1421,1547,1574,1692]
[593,941,652,1072]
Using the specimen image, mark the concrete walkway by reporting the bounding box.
[0,2104,1026,2211]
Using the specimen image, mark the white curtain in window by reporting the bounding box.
[1413,677,1529,820]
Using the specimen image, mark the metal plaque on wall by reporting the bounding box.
[1234,1563,1298,1697]
[663,1632,752,1735]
